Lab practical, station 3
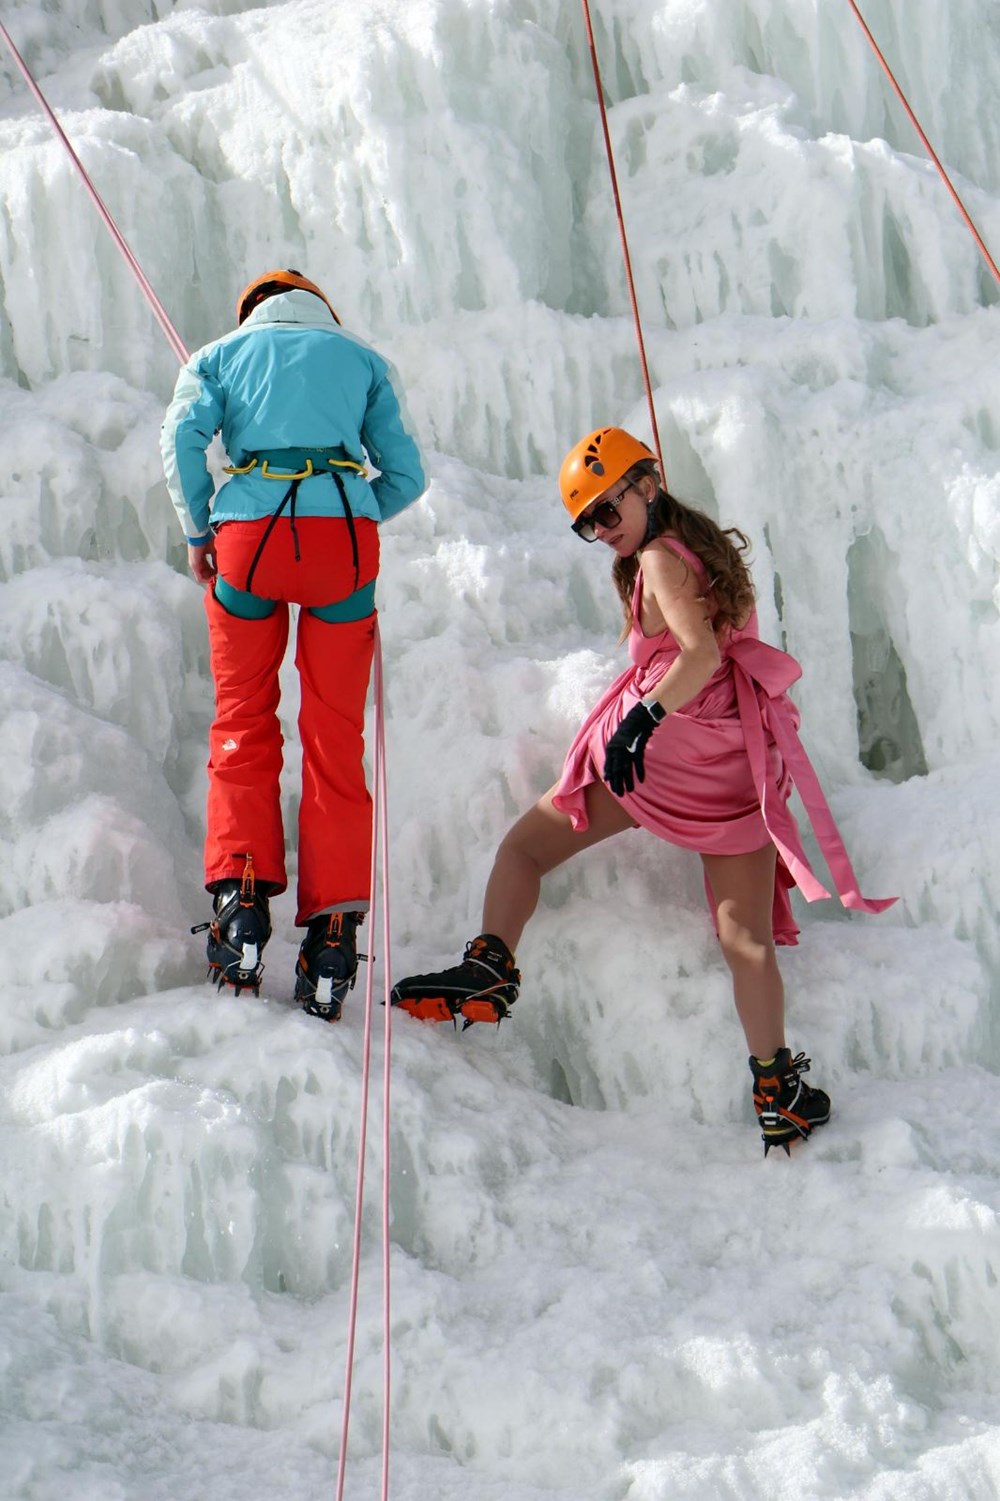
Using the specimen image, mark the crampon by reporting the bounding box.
[294,910,365,1023]
[192,855,272,997]
[750,1048,831,1156]
[390,933,520,1031]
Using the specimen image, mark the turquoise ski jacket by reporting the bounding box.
[161,290,427,543]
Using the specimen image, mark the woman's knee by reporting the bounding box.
[716,916,776,975]
[494,783,629,881]
[495,818,546,874]
[494,800,576,877]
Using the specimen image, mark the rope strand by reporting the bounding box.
[579,0,667,483]
[335,623,393,1501]
[334,809,377,1500]
[0,21,191,362]
[845,0,1000,285]
[375,625,394,1501]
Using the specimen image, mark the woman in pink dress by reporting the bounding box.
[392,427,894,1153]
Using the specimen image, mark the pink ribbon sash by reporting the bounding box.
[728,638,896,913]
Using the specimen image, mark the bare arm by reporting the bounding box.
[637,541,721,713]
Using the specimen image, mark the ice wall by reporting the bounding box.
[1,4,1000,1498]
[0,0,997,1086]
[2,0,998,780]
[0,0,996,1003]
[3,3,999,386]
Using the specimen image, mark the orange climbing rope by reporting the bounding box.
[580,0,999,473]
[845,0,1000,285]
[579,0,667,483]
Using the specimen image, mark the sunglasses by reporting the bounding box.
[571,483,636,543]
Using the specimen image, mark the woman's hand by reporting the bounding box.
[188,538,217,584]
[603,700,664,797]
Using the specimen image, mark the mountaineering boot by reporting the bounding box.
[390,933,520,1029]
[750,1048,831,1156]
[194,858,272,996]
[294,911,365,1022]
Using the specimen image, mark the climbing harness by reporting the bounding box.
[222,455,368,479]
[223,448,370,594]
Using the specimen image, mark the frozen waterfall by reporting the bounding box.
[1,3,999,1498]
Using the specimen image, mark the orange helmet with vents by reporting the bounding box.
[236,268,340,326]
[558,427,655,521]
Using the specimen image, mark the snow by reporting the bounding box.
[1,1,1000,1497]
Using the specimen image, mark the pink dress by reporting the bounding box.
[552,540,895,944]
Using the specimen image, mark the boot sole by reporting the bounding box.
[392,994,453,1022]
[298,1001,343,1024]
[295,973,350,1023]
[208,965,262,998]
[759,1110,831,1154]
[391,992,508,1026]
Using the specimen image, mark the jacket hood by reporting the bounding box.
[241,289,340,330]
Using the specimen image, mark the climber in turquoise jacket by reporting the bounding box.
[160,269,426,1023]
[162,279,426,546]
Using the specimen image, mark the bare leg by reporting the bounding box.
[482,779,636,951]
[701,845,785,1059]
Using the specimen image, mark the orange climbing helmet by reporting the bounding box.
[558,427,655,521]
[236,268,341,326]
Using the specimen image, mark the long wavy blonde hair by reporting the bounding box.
[610,460,756,637]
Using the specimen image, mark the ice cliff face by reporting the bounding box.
[3,4,998,379]
[0,0,998,951]
[0,0,996,871]
[4,1,999,783]
[0,9,999,1495]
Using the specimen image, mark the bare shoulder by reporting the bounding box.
[639,537,703,596]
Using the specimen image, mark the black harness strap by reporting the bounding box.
[243,468,361,596]
[330,469,361,592]
[244,479,299,595]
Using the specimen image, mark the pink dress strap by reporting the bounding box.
[636,537,709,590]
[658,537,708,574]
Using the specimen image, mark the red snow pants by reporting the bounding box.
[204,516,378,925]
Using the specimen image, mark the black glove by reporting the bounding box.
[603,699,666,797]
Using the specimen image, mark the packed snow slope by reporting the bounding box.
[1,2,999,1498]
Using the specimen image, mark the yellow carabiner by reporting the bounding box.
[326,458,369,478]
[222,457,259,475]
[260,458,315,481]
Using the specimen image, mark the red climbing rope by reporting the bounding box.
[580,0,998,487]
[845,0,1000,285]
[579,0,667,483]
